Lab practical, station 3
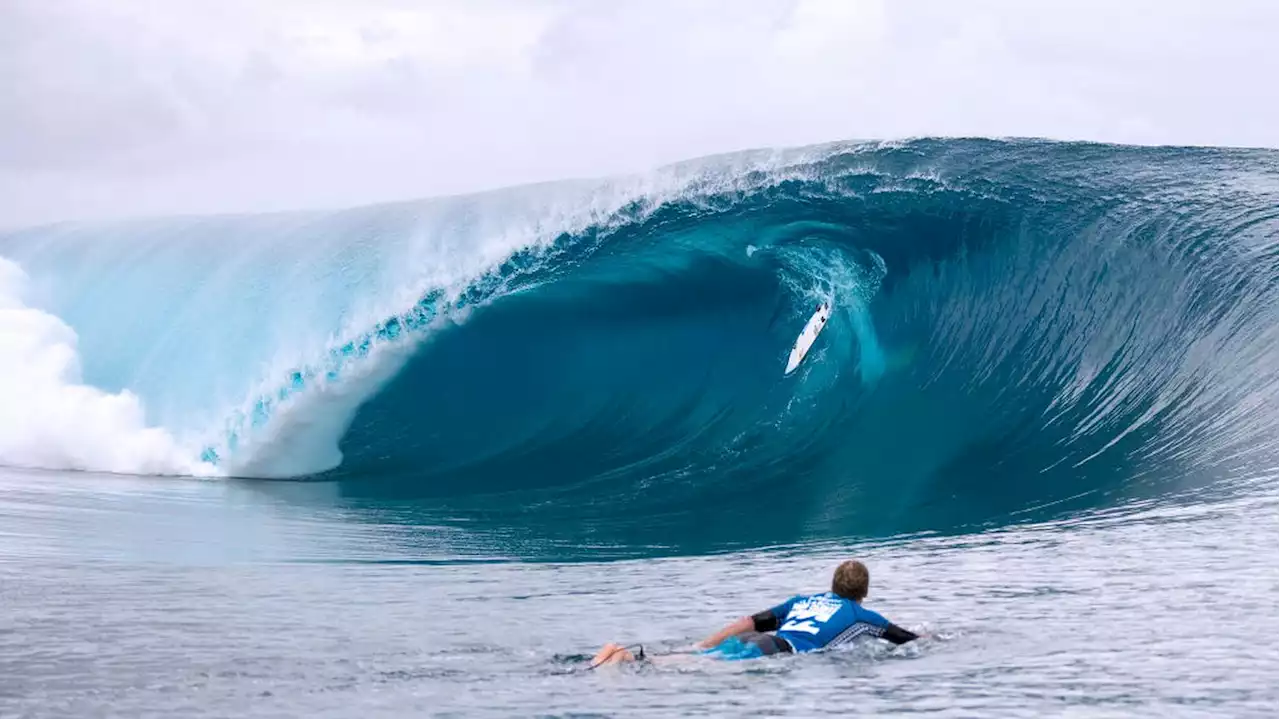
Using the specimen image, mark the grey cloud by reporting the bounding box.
[0,0,1275,228]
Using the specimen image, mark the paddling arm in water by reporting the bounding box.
[591,560,920,667]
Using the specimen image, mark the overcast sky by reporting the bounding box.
[1,0,1276,227]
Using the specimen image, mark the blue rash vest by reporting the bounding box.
[764,591,909,652]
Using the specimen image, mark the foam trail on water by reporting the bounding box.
[0,257,218,476]
[849,305,886,383]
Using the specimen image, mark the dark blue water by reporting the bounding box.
[338,140,1276,552]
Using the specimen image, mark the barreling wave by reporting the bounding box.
[1,138,1275,538]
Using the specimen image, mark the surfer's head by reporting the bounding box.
[832,560,869,602]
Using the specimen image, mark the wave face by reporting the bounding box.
[1,139,1276,538]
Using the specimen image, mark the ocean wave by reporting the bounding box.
[1,138,1275,536]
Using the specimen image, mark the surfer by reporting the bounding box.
[590,559,920,667]
[785,301,832,374]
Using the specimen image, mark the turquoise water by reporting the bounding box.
[1,468,1275,717]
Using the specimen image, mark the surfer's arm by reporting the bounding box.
[863,608,923,644]
[881,623,920,645]
[696,616,753,649]
[696,597,799,648]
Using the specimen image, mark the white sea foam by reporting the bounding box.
[0,257,218,476]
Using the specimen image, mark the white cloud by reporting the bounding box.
[0,0,1275,227]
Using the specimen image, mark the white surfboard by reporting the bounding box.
[785,302,831,375]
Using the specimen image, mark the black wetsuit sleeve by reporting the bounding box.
[881,623,919,645]
[751,609,780,632]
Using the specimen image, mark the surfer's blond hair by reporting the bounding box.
[832,560,869,602]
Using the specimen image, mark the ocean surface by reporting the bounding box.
[0,138,1276,717]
